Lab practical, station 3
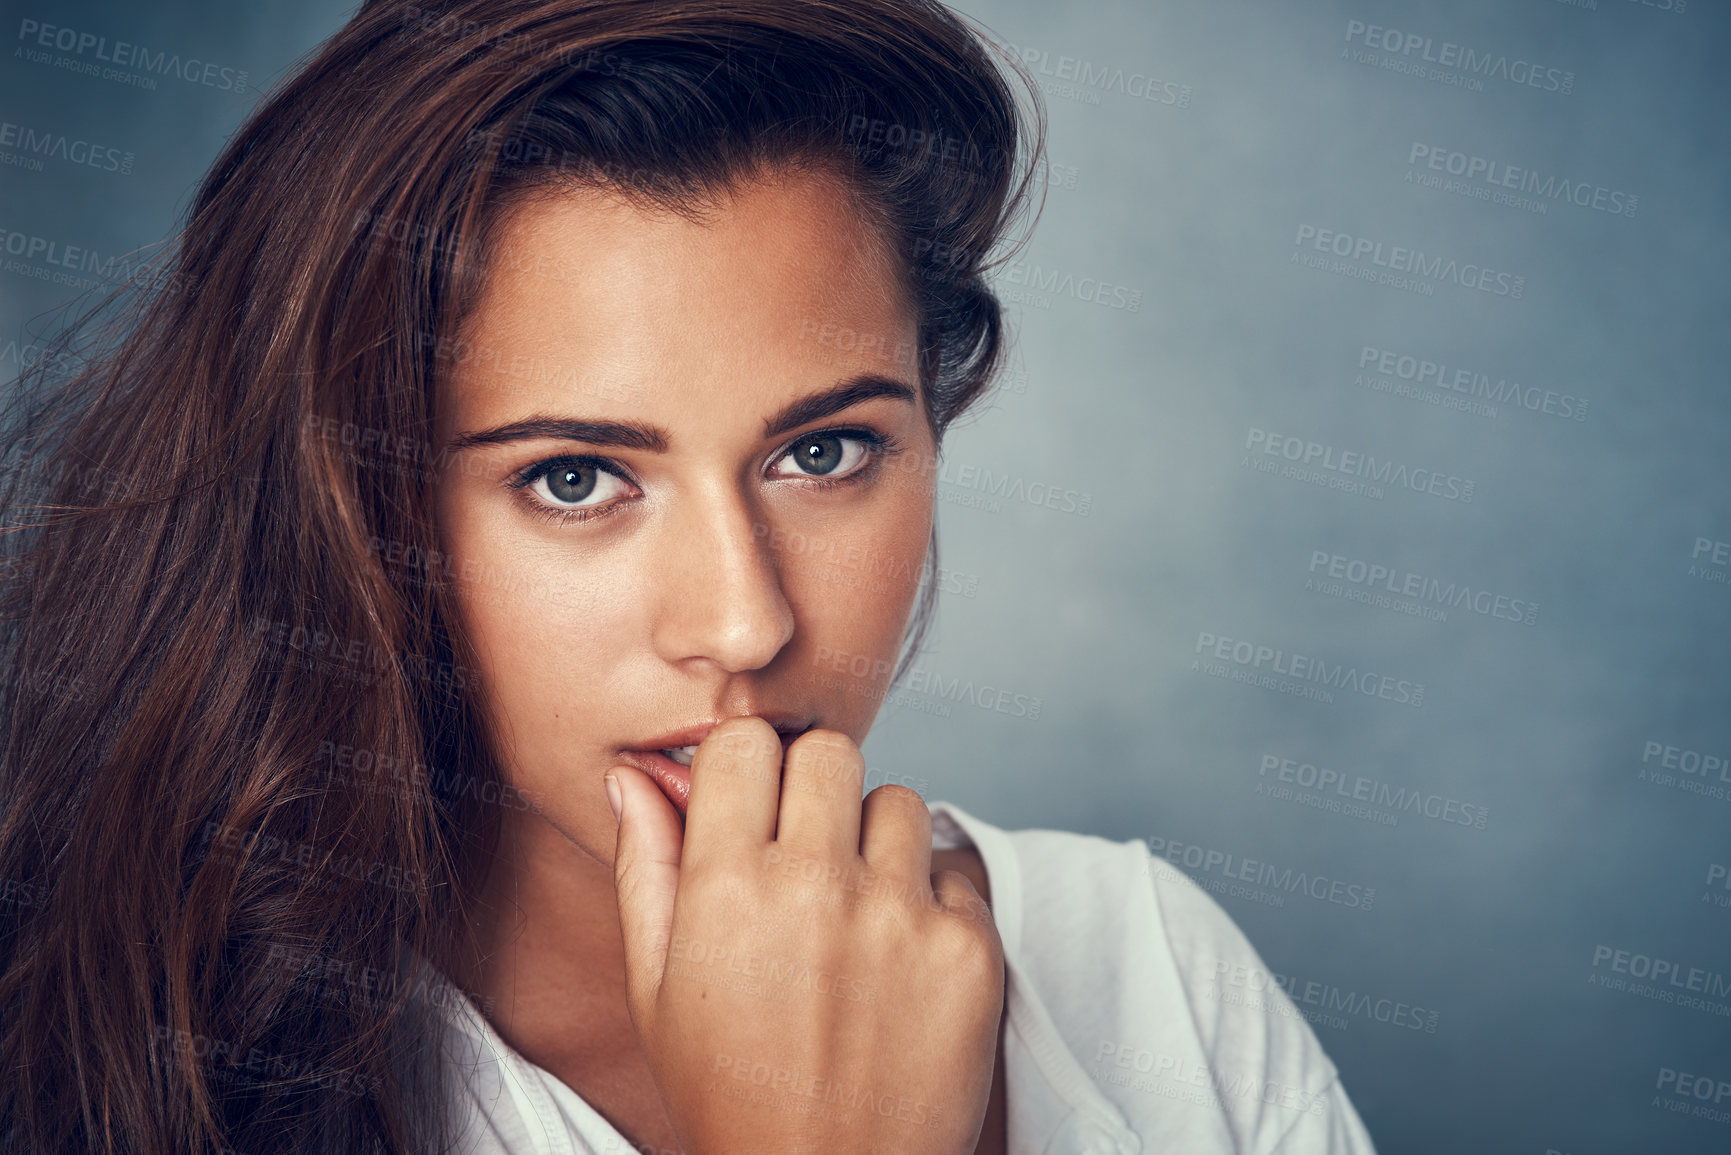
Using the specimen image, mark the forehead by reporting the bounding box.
[439,172,919,429]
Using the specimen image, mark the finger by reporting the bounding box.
[682,716,781,864]
[609,765,684,1018]
[858,783,932,882]
[774,729,864,861]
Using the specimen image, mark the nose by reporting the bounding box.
[649,486,795,674]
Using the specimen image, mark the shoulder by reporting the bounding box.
[929,802,1377,1155]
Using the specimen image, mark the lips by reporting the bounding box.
[617,717,813,817]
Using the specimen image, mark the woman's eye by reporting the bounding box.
[525,460,632,509]
[771,433,871,479]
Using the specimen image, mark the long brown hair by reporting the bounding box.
[0,1,1042,1150]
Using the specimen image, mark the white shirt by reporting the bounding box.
[417,799,1379,1155]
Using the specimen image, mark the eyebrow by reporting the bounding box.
[444,417,668,455]
[762,375,916,439]
[444,374,917,455]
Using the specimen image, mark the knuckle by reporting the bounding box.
[929,866,968,889]
[698,851,762,895]
[931,870,996,929]
[675,844,759,898]
[928,915,1002,977]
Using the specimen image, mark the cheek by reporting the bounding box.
[435,487,634,758]
[774,470,934,714]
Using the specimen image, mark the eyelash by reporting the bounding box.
[506,427,903,528]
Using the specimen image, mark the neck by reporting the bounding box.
[445,806,630,1044]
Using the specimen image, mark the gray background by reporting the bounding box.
[2,1,1726,1152]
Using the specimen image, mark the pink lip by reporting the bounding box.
[617,716,814,818]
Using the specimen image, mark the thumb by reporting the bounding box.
[607,765,684,1019]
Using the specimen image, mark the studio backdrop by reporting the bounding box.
[1,1,1725,1152]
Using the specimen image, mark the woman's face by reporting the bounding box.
[432,169,934,865]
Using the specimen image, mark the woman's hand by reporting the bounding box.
[608,716,1004,1155]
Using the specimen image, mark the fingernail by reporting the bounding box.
[604,773,623,823]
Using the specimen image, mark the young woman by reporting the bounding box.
[0,1,1377,1152]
